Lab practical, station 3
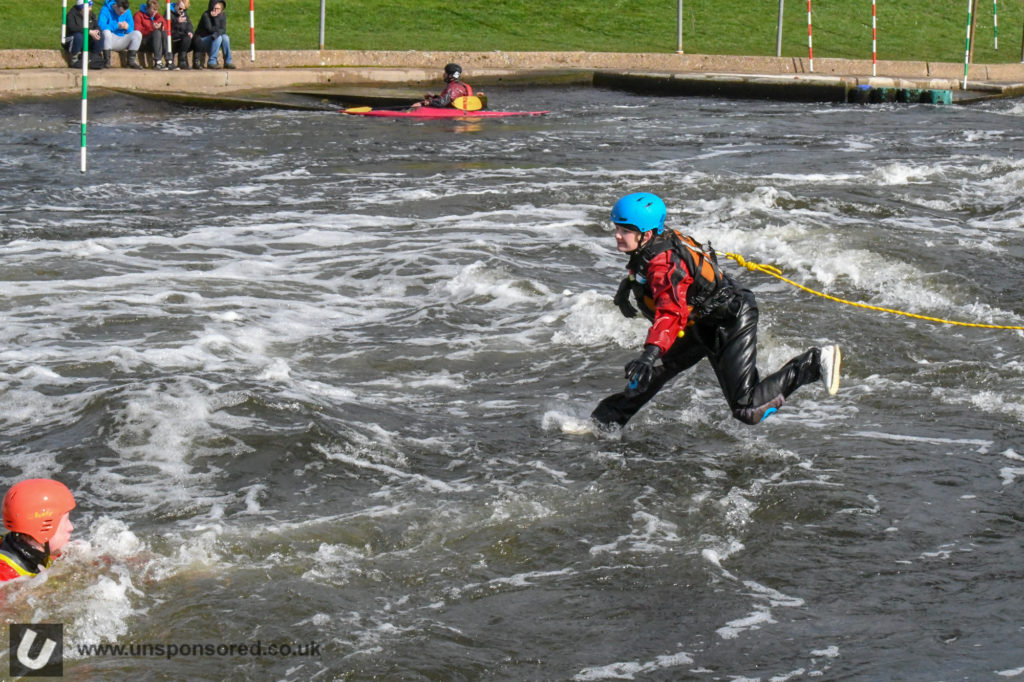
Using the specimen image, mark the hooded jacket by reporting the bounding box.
[195,2,226,38]
[98,0,136,35]
[134,5,168,36]
[169,3,194,40]
[65,2,99,35]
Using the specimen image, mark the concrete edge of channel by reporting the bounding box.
[2,49,1023,101]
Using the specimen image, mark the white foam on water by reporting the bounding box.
[997,666,1024,677]
[0,518,187,656]
[870,161,944,185]
[541,410,596,435]
[589,511,681,556]
[933,387,1024,425]
[717,605,777,640]
[552,290,647,348]
[999,449,1024,486]
[573,650,695,681]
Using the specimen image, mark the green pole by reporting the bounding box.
[962,0,972,89]
[992,0,998,49]
[80,0,89,173]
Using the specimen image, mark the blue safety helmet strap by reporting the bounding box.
[610,192,667,235]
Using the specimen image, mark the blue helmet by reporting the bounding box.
[610,192,667,234]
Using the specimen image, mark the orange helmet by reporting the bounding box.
[2,479,76,544]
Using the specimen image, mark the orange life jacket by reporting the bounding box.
[627,230,729,322]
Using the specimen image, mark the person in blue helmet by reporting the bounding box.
[591,192,841,429]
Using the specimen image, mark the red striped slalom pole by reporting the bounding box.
[807,0,814,72]
[166,1,171,63]
[872,0,877,76]
[249,0,255,61]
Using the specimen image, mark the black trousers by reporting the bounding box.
[141,30,167,62]
[592,287,821,427]
[171,35,193,61]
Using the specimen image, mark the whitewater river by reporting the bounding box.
[1,84,1022,680]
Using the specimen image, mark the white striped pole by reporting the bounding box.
[676,0,683,54]
[806,0,814,72]
[776,0,784,57]
[249,0,255,61]
[80,0,89,173]
[62,0,69,44]
[872,0,877,76]
[992,0,998,49]
[962,0,972,89]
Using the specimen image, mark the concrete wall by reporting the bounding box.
[1,49,1021,99]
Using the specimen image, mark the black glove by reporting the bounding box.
[613,276,637,318]
[624,344,661,395]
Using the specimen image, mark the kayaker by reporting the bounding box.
[0,479,77,581]
[417,63,474,108]
[591,192,842,430]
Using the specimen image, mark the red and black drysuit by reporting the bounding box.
[0,533,50,581]
[591,230,822,427]
[423,80,473,108]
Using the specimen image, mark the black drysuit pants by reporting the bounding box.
[592,287,821,427]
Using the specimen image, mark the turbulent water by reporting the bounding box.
[0,84,1023,680]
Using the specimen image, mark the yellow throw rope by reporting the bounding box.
[722,252,1024,331]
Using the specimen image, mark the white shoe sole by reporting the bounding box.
[821,345,841,396]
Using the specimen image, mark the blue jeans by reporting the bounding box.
[197,33,231,65]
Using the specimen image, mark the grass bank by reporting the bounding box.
[2,0,1020,63]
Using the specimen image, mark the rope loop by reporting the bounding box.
[719,252,1024,332]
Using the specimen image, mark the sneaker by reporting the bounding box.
[207,61,219,69]
[818,345,841,395]
[154,62,166,70]
[223,62,236,70]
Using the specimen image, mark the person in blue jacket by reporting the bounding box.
[98,0,143,68]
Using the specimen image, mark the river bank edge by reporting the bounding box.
[2,49,1024,102]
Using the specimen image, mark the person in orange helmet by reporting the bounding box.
[0,479,76,581]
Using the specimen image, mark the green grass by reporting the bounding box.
[3,0,1021,63]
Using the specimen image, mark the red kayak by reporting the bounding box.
[343,107,549,119]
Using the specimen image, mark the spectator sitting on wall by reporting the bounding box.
[99,0,143,68]
[194,0,235,69]
[168,0,195,70]
[63,0,105,69]
[135,0,171,69]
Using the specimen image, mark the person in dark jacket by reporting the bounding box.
[168,0,195,69]
[418,63,473,108]
[591,192,842,430]
[194,0,235,69]
[135,0,170,69]
[63,0,105,69]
